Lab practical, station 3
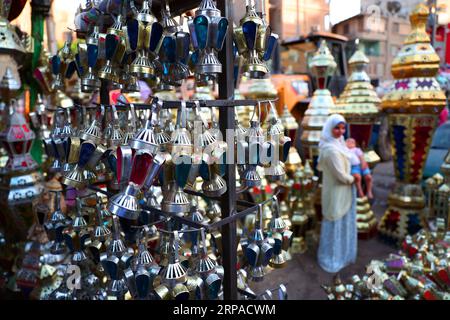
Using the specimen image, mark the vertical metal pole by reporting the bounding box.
[217,0,238,300]
[100,80,110,129]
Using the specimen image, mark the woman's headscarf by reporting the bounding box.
[318,114,351,159]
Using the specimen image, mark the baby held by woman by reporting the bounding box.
[346,138,373,199]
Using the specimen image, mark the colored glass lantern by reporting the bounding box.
[378,4,446,245]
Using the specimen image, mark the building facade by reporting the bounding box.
[233,0,331,40]
[332,12,412,82]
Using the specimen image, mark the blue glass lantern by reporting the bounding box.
[189,0,229,79]
[233,0,279,79]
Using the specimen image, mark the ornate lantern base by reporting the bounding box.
[356,197,377,239]
[378,183,425,245]
[0,172,44,206]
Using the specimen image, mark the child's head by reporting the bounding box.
[346,138,356,149]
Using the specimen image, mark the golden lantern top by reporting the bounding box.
[309,40,337,89]
[301,41,337,150]
[382,3,446,114]
[337,47,380,120]
[280,104,299,132]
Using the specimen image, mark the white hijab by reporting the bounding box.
[318,114,351,160]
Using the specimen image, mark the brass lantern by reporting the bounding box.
[300,40,337,173]
[0,102,44,206]
[233,0,278,79]
[190,0,228,80]
[337,45,380,239]
[378,4,446,245]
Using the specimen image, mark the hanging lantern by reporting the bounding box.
[100,217,132,299]
[80,40,101,93]
[108,148,164,220]
[243,205,273,282]
[268,196,292,268]
[193,229,223,300]
[233,0,278,79]
[130,98,163,154]
[162,103,193,214]
[190,0,228,81]
[126,0,163,80]
[155,1,190,87]
[61,141,103,189]
[378,4,446,245]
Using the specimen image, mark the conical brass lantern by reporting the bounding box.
[300,41,337,173]
[337,46,380,239]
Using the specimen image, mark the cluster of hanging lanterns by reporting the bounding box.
[0,0,299,301]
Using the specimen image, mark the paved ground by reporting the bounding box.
[250,161,399,300]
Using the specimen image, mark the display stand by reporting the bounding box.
[84,0,276,301]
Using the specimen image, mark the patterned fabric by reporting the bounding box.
[317,185,357,273]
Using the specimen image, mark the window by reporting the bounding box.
[358,18,365,32]
[361,40,380,57]
[344,24,349,34]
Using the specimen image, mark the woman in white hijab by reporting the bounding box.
[317,114,357,273]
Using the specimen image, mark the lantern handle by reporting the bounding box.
[272,195,280,218]
[194,100,208,128]
[200,227,208,255]
[171,230,180,263]
[129,103,137,132]
[176,101,187,129]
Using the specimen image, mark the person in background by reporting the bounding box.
[317,114,357,273]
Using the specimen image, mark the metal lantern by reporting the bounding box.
[190,0,228,80]
[80,39,101,93]
[336,45,380,239]
[193,229,223,300]
[162,103,193,215]
[0,102,44,206]
[126,0,163,80]
[243,205,273,282]
[0,0,27,72]
[280,104,299,142]
[130,98,163,154]
[50,41,74,92]
[378,4,446,245]
[108,147,164,220]
[300,40,337,173]
[233,0,278,79]
[156,0,190,87]
[156,231,189,299]
[101,217,133,299]
[61,140,104,189]
[268,196,292,268]
[337,45,381,165]
[125,228,160,300]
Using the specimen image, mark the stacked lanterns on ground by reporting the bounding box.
[424,151,450,229]
[322,223,449,300]
[377,4,446,245]
[336,44,381,239]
